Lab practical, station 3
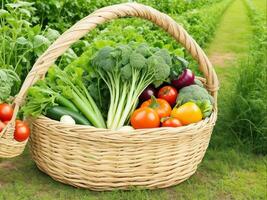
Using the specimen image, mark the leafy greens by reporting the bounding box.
[91,43,172,129]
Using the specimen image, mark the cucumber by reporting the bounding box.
[46,106,91,125]
[55,96,79,112]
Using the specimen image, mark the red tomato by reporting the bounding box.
[0,104,14,122]
[0,121,5,132]
[130,107,160,129]
[141,97,172,119]
[161,117,183,127]
[158,86,178,106]
[14,122,30,142]
[15,120,24,126]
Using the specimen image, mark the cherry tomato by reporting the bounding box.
[15,120,24,126]
[158,86,178,106]
[0,103,14,122]
[171,102,202,125]
[0,121,5,132]
[130,107,160,129]
[141,96,171,119]
[14,122,30,142]
[161,117,183,127]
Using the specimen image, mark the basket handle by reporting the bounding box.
[10,2,219,130]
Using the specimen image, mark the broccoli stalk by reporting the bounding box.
[92,44,171,129]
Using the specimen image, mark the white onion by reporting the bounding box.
[60,115,76,125]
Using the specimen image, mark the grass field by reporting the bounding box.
[0,0,266,199]
[253,0,267,16]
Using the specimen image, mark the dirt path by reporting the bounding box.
[207,0,252,68]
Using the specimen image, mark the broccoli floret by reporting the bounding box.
[154,49,172,66]
[177,85,214,118]
[135,44,152,58]
[91,46,116,72]
[130,52,146,69]
[147,55,170,87]
[121,64,132,80]
[194,79,204,87]
[150,47,160,53]
[117,45,132,65]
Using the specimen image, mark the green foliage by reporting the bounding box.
[29,0,223,32]
[179,0,232,48]
[0,68,20,102]
[78,0,232,75]
[21,81,58,117]
[0,1,60,92]
[228,0,267,154]
[0,0,231,102]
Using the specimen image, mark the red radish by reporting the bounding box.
[171,69,195,89]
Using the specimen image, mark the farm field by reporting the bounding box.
[0,0,266,199]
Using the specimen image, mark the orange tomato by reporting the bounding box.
[130,107,160,129]
[141,97,171,119]
[171,102,202,125]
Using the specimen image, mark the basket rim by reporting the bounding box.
[36,113,216,131]
[30,109,217,143]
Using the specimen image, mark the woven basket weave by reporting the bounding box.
[16,3,219,190]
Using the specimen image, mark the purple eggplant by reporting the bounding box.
[139,85,157,102]
[171,69,195,89]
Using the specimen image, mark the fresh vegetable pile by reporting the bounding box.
[22,43,214,130]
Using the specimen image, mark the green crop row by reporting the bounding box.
[27,0,223,32]
[228,0,267,154]
[0,2,60,101]
[77,0,232,73]
[0,0,231,103]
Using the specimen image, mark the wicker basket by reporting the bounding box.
[17,3,219,190]
[0,104,28,158]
